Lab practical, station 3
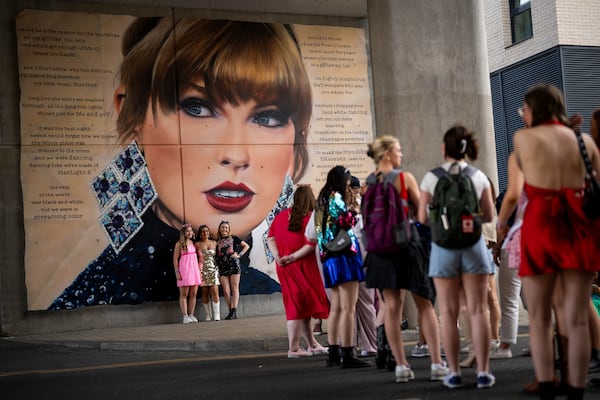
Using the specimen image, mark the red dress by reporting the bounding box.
[268,209,329,321]
[520,183,600,276]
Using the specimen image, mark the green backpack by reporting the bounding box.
[429,163,481,249]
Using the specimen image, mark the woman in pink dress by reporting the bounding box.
[267,185,330,358]
[173,223,202,323]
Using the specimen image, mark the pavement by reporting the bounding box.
[3,313,423,355]
[2,298,530,355]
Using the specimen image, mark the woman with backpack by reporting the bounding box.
[363,135,447,383]
[417,125,496,390]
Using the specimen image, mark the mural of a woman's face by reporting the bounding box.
[137,80,295,238]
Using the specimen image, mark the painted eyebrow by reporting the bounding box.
[183,83,283,111]
[185,83,207,95]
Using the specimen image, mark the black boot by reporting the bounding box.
[386,348,397,371]
[565,385,584,400]
[326,345,341,367]
[375,325,388,369]
[538,381,557,400]
[340,347,371,369]
[590,348,600,373]
[224,308,237,320]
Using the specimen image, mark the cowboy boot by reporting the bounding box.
[202,302,212,321]
[211,301,220,321]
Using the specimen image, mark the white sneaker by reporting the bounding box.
[410,344,429,358]
[443,372,463,389]
[490,339,500,351]
[490,347,512,359]
[395,364,415,383]
[477,371,496,388]
[188,315,198,323]
[430,362,449,381]
[182,315,193,324]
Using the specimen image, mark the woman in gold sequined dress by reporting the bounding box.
[196,225,220,321]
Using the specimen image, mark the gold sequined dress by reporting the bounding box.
[200,249,220,286]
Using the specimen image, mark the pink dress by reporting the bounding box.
[177,246,202,287]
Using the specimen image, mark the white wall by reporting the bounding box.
[485,0,600,73]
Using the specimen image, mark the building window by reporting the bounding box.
[509,0,532,44]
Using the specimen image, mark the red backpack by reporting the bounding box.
[361,169,412,254]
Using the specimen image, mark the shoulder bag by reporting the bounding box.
[574,129,600,219]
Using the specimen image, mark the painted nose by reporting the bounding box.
[220,158,249,170]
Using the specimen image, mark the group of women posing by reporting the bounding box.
[173,221,250,323]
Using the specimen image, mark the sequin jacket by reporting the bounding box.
[316,191,359,260]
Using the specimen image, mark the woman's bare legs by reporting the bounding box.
[376,293,385,326]
[201,286,210,306]
[463,273,492,374]
[230,273,241,309]
[434,277,461,373]
[287,320,302,351]
[179,286,190,317]
[488,274,501,344]
[413,293,443,364]
[327,287,341,347]
[381,288,409,367]
[522,273,557,383]
[561,269,594,388]
[338,280,360,346]
[220,276,231,310]
[187,285,198,318]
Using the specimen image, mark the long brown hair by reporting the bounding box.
[524,84,570,128]
[179,223,193,251]
[288,185,315,232]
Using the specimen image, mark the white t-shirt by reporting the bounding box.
[420,161,490,201]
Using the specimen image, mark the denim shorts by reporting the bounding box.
[428,236,496,278]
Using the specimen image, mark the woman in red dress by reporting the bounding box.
[513,84,600,400]
[267,185,330,358]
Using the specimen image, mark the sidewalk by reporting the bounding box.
[4,304,529,355]
[4,313,420,355]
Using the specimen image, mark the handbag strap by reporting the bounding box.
[574,129,595,179]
